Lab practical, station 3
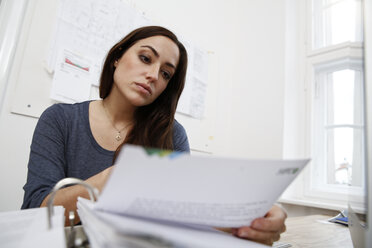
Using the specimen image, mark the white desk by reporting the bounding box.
[69,215,353,247]
[279,215,353,248]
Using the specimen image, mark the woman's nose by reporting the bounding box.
[146,65,159,82]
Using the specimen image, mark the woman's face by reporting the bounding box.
[112,35,180,107]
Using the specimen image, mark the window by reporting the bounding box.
[312,0,363,49]
[280,0,365,212]
[307,0,364,203]
[313,62,364,188]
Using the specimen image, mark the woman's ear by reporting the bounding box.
[114,60,118,67]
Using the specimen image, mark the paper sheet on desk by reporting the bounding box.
[0,206,65,248]
[96,145,310,228]
[78,198,267,248]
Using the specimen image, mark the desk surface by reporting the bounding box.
[73,214,353,247]
[279,214,353,248]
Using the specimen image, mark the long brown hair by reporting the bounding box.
[99,26,188,156]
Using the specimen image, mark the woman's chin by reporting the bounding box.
[129,97,153,107]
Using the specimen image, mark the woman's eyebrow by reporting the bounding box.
[140,45,176,69]
[141,45,159,57]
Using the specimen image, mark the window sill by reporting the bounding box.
[278,196,365,214]
[307,41,364,58]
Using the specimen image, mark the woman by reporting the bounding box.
[22,26,286,245]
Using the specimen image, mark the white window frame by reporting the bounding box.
[312,0,363,49]
[304,0,365,210]
[0,0,28,113]
[312,60,364,187]
[280,0,365,212]
[306,56,364,197]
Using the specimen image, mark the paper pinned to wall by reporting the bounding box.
[47,0,152,93]
[177,41,209,119]
[193,45,209,82]
[50,49,92,103]
[189,77,207,118]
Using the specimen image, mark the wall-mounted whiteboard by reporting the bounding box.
[10,0,218,153]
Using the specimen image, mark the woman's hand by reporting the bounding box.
[40,166,114,226]
[233,205,287,246]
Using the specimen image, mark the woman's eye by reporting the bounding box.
[161,70,171,80]
[139,55,151,63]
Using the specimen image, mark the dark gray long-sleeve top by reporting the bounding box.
[21,101,190,209]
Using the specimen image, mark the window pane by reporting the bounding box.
[328,128,354,185]
[312,0,363,49]
[328,69,355,124]
[327,0,356,44]
[333,128,353,168]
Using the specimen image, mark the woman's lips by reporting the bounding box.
[135,82,152,95]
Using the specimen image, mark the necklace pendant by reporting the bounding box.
[115,132,122,141]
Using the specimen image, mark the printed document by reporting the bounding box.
[95,145,310,228]
[78,197,268,248]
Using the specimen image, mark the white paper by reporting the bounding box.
[189,76,207,118]
[47,0,154,94]
[176,74,192,115]
[78,198,267,248]
[193,46,209,82]
[0,206,66,248]
[177,40,209,119]
[95,145,310,228]
[50,49,92,103]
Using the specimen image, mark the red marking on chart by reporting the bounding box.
[65,58,89,72]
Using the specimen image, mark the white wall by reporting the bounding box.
[136,0,287,159]
[0,0,287,211]
[0,0,33,211]
[229,1,286,159]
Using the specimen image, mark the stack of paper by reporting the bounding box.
[78,145,310,247]
[78,198,268,247]
[0,206,66,248]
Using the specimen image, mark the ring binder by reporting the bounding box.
[46,178,99,229]
[67,211,76,248]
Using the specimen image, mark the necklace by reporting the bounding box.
[102,102,132,141]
